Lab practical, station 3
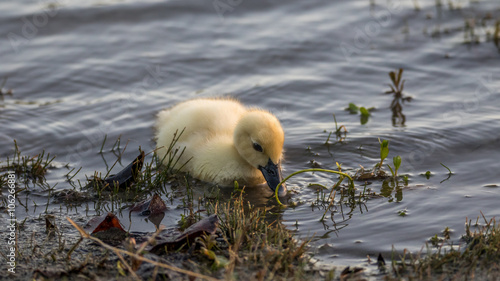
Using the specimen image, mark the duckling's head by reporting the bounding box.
[234,110,287,196]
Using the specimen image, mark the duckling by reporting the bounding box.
[155,98,287,196]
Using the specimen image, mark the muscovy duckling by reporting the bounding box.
[155,98,287,196]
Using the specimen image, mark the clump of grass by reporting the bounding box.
[63,191,320,280]
[83,130,192,213]
[0,140,55,185]
[388,214,500,280]
[204,192,314,279]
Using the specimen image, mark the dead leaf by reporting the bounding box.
[151,214,219,254]
[130,193,167,216]
[104,151,145,189]
[84,213,127,243]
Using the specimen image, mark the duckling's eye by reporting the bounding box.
[252,143,263,152]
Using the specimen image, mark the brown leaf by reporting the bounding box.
[150,214,219,254]
[45,215,56,232]
[91,213,126,234]
[83,213,127,243]
[130,193,167,216]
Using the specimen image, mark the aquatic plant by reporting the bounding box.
[378,138,390,171]
[347,103,374,125]
[325,113,347,144]
[387,155,402,178]
[385,69,412,126]
[274,168,355,206]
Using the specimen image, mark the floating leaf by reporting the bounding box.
[398,209,408,217]
[348,103,359,114]
[359,107,370,117]
[360,114,369,125]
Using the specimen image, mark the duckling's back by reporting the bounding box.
[155,98,247,169]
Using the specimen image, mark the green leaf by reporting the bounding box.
[393,155,401,171]
[379,139,389,161]
[360,114,369,125]
[348,103,359,114]
[359,107,370,117]
[387,164,395,177]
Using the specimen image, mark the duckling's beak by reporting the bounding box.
[259,158,287,197]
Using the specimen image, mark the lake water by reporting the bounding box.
[1,0,499,275]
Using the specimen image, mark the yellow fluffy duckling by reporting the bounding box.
[155,98,287,196]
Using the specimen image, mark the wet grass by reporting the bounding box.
[387,214,500,280]
[0,139,326,280]
[0,133,496,280]
[0,140,55,186]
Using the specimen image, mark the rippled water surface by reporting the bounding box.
[1,0,500,272]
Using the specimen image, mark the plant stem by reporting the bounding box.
[274,168,355,206]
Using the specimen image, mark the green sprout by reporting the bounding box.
[378,138,390,171]
[393,155,401,177]
[386,155,401,177]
